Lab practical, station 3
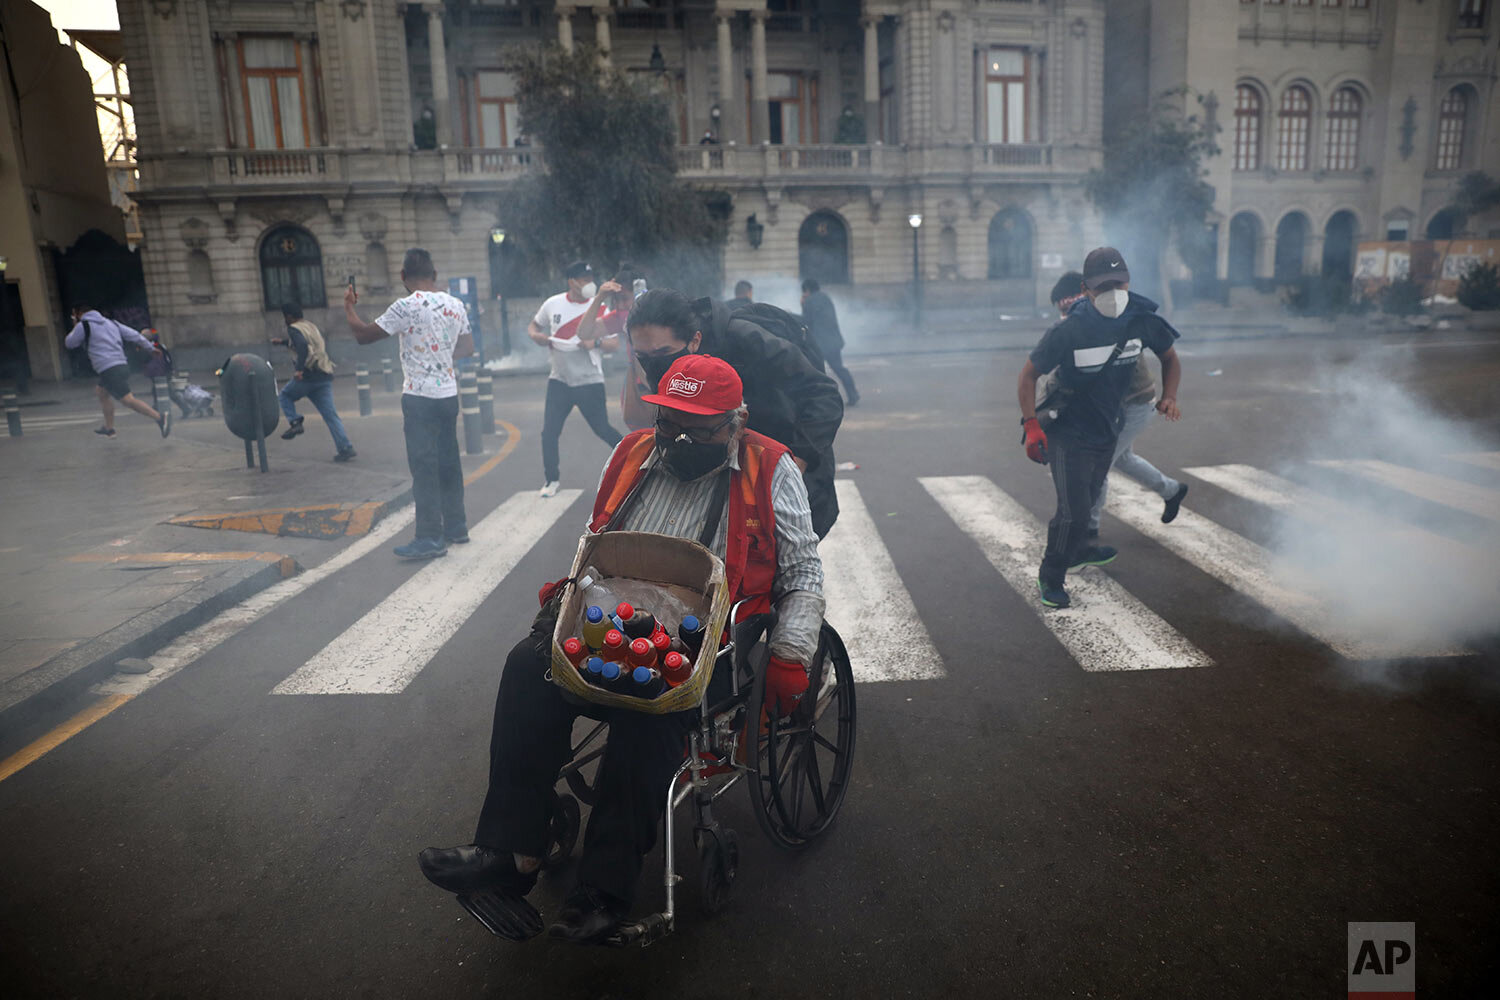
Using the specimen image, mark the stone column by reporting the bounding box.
[594,8,612,66]
[426,5,452,147]
[558,6,575,53]
[862,16,880,141]
[750,9,770,144]
[717,10,736,143]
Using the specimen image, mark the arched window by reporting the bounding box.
[1436,88,1468,171]
[1233,85,1262,171]
[987,209,1033,280]
[1276,86,1311,171]
[1324,87,1361,171]
[259,225,325,310]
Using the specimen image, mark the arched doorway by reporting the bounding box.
[1322,211,1358,280]
[259,224,325,310]
[987,208,1032,279]
[798,211,850,286]
[1228,212,1260,284]
[1425,207,1461,240]
[1274,212,1309,280]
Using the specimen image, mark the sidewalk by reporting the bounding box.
[0,374,515,733]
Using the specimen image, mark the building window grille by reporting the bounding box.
[1457,0,1488,30]
[1233,85,1262,171]
[1275,85,1311,171]
[1323,87,1361,171]
[1435,88,1468,170]
[984,48,1029,145]
[238,36,309,150]
[259,225,325,311]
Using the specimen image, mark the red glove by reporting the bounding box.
[764,656,808,717]
[1022,417,1048,465]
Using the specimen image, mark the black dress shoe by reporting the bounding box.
[548,886,625,945]
[418,844,536,895]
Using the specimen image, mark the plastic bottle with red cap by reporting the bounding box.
[660,650,692,687]
[627,637,658,671]
[601,629,628,662]
[562,637,587,670]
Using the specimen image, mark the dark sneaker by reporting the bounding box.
[1069,545,1118,569]
[333,447,357,462]
[1162,483,1189,524]
[549,886,625,945]
[394,538,448,560]
[1037,578,1071,609]
[281,418,305,440]
[418,844,536,895]
[445,531,470,544]
[94,426,116,438]
[1085,528,1099,541]
[157,409,171,438]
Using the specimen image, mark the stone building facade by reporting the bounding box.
[1109,0,1500,288]
[121,0,1108,352]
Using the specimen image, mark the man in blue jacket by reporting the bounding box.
[1016,248,1183,609]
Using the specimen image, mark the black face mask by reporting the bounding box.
[637,348,689,390]
[656,432,730,482]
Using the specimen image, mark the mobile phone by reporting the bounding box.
[632,278,647,300]
[347,274,356,293]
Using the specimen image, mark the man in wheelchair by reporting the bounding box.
[419,354,826,944]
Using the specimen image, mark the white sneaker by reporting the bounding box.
[539,481,560,498]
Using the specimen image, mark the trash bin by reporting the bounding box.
[218,353,278,471]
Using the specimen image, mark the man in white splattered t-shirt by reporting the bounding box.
[345,248,475,561]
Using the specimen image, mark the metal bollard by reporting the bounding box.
[381,355,396,393]
[152,376,168,416]
[356,363,372,416]
[459,368,482,455]
[477,372,495,435]
[3,392,20,436]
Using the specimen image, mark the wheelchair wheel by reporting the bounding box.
[542,791,580,870]
[562,721,608,807]
[698,828,739,915]
[747,623,857,850]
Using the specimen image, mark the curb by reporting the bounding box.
[0,555,301,739]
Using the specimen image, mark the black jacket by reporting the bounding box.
[800,291,844,351]
[693,297,844,538]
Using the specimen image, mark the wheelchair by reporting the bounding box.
[463,603,857,947]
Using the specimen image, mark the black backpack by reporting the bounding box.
[733,301,826,374]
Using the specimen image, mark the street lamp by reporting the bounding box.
[489,227,512,355]
[908,213,923,332]
[746,213,764,250]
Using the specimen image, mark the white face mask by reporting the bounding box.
[579,281,598,299]
[1094,288,1129,318]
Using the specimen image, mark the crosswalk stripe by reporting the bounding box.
[1311,459,1500,523]
[1104,482,1466,660]
[921,476,1212,672]
[1185,464,1477,570]
[819,480,945,682]
[272,489,584,695]
[1448,451,1500,474]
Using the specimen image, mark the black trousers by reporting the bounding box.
[1039,433,1115,588]
[474,637,695,908]
[402,393,466,542]
[820,342,859,403]
[541,379,623,483]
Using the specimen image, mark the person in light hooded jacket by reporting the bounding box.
[63,305,170,440]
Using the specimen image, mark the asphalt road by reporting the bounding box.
[2,331,1498,999]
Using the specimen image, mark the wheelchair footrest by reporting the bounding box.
[456,889,545,942]
[605,912,672,948]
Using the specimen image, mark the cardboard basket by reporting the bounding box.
[550,531,730,714]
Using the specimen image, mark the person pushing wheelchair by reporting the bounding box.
[419,353,826,944]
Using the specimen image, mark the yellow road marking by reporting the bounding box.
[0,694,134,783]
[464,419,521,486]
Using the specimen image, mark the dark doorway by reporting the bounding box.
[259,225,326,311]
[0,281,28,391]
[1425,207,1461,240]
[1322,211,1358,280]
[798,211,850,286]
[1274,212,1309,281]
[53,229,150,377]
[987,208,1033,280]
[1228,213,1260,284]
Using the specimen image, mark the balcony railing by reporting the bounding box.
[980,144,1051,167]
[229,150,328,177]
[453,149,535,175]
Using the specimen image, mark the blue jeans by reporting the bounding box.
[1088,398,1181,532]
[279,378,352,452]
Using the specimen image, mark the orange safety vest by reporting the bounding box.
[589,428,787,618]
